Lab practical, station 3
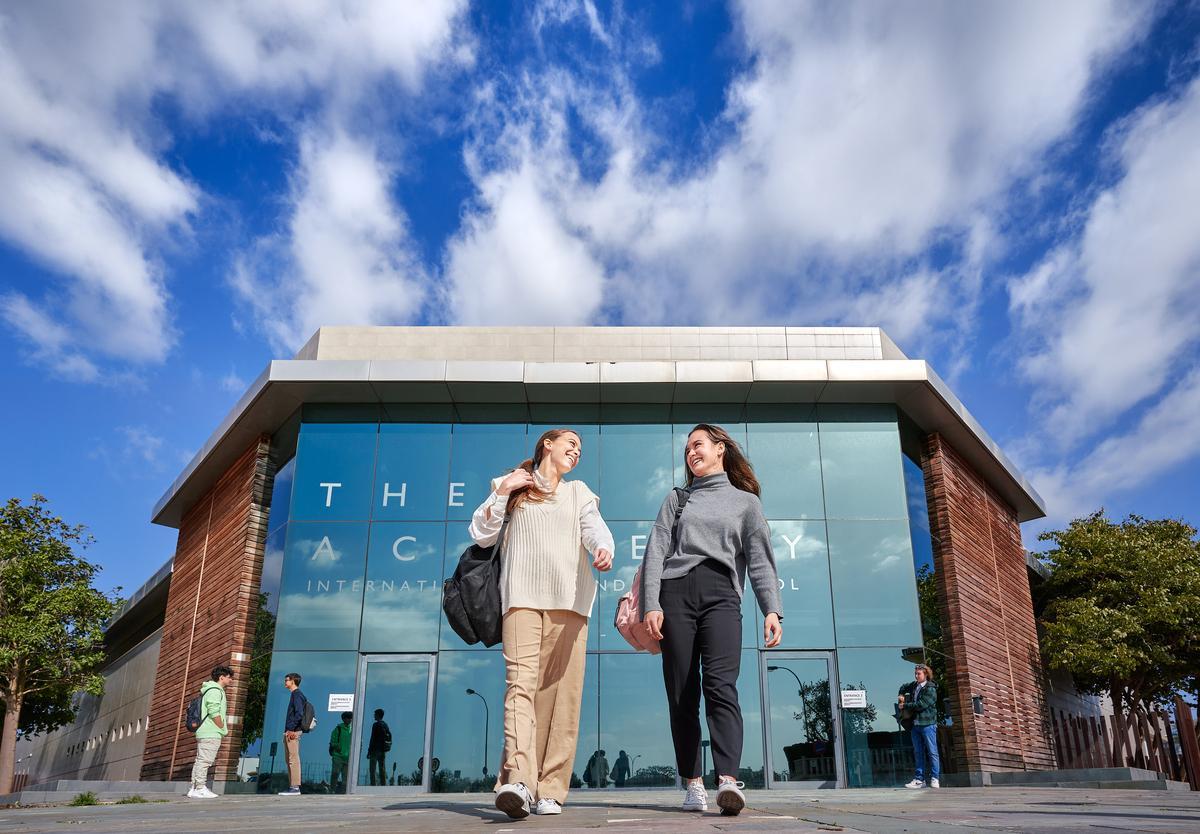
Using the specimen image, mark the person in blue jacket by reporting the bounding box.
[280,672,307,795]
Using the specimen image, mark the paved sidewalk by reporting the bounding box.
[1,787,1198,833]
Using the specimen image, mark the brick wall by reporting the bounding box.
[922,433,1056,775]
[140,436,274,781]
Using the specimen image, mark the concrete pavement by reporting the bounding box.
[2,787,1199,833]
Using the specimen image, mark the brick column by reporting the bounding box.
[140,436,274,782]
[922,433,1055,782]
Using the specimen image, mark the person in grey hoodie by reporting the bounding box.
[643,424,783,817]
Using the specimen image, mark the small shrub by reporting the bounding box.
[69,791,99,806]
[116,795,148,804]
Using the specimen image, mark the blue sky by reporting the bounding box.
[2,0,1199,595]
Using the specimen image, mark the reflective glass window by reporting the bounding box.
[431,651,506,792]
[817,405,907,520]
[290,423,378,521]
[447,424,528,522]
[359,523,446,653]
[356,660,431,788]
[747,412,825,520]
[763,655,836,784]
[274,522,369,651]
[268,457,295,533]
[903,455,935,575]
[827,520,921,647]
[255,651,358,793]
[598,654,676,787]
[373,424,452,521]
[835,647,920,787]
[598,424,674,520]
[769,520,834,648]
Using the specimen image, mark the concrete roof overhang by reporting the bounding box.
[152,358,1046,527]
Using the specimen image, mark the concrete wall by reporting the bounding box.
[14,629,161,786]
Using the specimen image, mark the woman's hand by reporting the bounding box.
[763,612,782,648]
[592,548,613,571]
[496,469,534,496]
[644,610,664,641]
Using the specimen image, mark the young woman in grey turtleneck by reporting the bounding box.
[641,424,782,816]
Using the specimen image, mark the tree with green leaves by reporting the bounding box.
[239,592,276,754]
[1036,511,1200,764]
[0,496,120,794]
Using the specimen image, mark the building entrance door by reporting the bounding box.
[347,654,437,794]
[761,652,846,788]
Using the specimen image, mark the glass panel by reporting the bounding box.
[373,424,452,521]
[765,657,836,783]
[598,654,676,787]
[748,414,824,520]
[356,661,431,788]
[447,424,528,521]
[818,405,907,520]
[699,649,764,787]
[598,424,674,520]
[359,523,445,652]
[828,520,921,647]
[290,423,378,521]
[770,520,834,648]
[268,457,296,533]
[274,523,369,650]
[432,651,506,791]
[255,652,358,793]
[903,455,935,576]
[836,647,919,787]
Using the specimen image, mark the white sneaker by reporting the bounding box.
[716,780,746,816]
[929,778,940,789]
[278,786,301,795]
[681,781,708,812]
[534,798,562,815]
[904,778,925,789]
[187,787,209,799]
[495,782,531,819]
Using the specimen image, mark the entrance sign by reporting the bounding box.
[841,690,867,709]
[328,693,354,712]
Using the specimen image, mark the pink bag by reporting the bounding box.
[614,565,661,654]
[612,487,690,654]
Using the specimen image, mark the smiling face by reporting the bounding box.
[686,429,725,478]
[542,431,581,475]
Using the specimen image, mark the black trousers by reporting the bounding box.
[659,559,743,779]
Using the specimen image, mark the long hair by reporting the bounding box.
[684,424,760,496]
[506,428,581,514]
[914,663,934,682]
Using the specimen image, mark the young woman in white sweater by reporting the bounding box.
[468,428,614,819]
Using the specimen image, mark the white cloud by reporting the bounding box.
[232,128,429,354]
[1010,75,1200,449]
[0,0,469,376]
[219,369,247,393]
[446,0,1151,355]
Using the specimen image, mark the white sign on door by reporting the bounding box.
[841,690,867,709]
[328,693,354,712]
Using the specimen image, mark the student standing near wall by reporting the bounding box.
[187,666,233,799]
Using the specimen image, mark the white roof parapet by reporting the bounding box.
[153,343,1045,528]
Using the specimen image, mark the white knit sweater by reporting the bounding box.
[469,477,614,618]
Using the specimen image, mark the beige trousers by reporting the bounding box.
[497,607,588,804]
[285,733,301,787]
[190,737,222,789]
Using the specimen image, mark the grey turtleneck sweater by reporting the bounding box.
[641,472,783,619]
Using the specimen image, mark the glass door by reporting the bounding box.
[761,651,845,788]
[348,654,436,794]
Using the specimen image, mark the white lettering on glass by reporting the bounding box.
[782,534,803,560]
[392,536,417,561]
[382,482,407,508]
[448,482,465,507]
[311,536,338,562]
[319,482,342,508]
[631,534,647,561]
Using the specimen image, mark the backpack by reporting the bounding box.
[184,695,204,733]
[442,517,510,648]
[614,487,690,654]
[301,696,317,733]
[383,725,393,753]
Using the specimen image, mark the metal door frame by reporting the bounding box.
[347,653,437,794]
[760,650,846,789]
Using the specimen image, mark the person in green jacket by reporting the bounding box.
[897,664,940,789]
[329,712,353,793]
[189,665,233,799]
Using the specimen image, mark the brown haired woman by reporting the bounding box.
[642,424,783,815]
[468,428,614,819]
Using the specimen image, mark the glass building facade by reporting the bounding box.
[246,402,933,793]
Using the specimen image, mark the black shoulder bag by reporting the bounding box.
[442,515,510,648]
